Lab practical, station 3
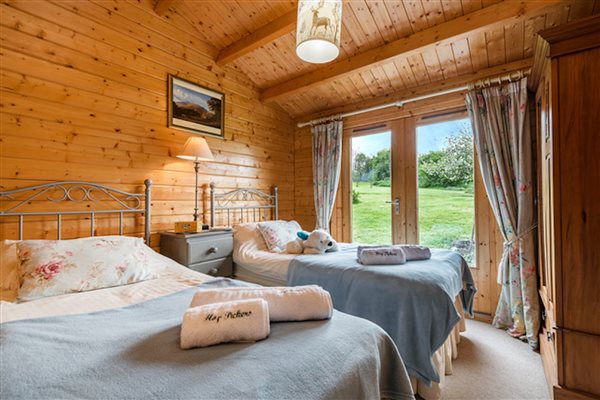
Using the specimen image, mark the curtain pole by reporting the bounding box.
[297,69,531,128]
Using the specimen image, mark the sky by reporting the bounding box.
[172,86,212,110]
[351,118,472,156]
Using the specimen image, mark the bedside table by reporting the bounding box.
[159,230,233,277]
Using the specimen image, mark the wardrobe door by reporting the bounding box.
[537,70,558,390]
[553,45,600,399]
[556,47,600,336]
[538,70,555,328]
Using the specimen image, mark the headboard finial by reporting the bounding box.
[144,179,153,188]
[210,182,215,189]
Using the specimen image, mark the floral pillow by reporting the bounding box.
[257,220,302,252]
[1,240,20,291]
[16,236,158,302]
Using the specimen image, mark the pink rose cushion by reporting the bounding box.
[16,236,158,302]
[257,220,302,252]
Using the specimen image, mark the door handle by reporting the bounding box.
[386,198,401,215]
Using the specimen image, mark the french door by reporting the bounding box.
[345,118,417,245]
[415,115,475,264]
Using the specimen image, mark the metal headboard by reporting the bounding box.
[0,180,152,244]
[210,182,278,228]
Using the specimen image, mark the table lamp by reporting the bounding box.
[177,136,214,222]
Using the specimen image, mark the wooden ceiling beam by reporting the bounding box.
[295,58,534,123]
[216,10,297,66]
[154,0,178,16]
[262,0,560,103]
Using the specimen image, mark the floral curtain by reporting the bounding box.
[311,120,343,231]
[466,77,540,349]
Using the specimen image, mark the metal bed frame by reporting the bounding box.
[210,182,278,227]
[0,180,152,244]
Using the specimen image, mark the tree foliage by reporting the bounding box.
[417,151,444,187]
[352,152,371,182]
[371,149,391,182]
[418,131,473,188]
[352,128,474,188]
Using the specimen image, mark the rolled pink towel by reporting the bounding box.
[357,246,406,265]
[180,298,269,349]
[190,285,333,322]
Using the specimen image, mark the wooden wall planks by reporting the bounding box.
[293,126,314,231]
[0,0,295,247]
[472,148,504,318]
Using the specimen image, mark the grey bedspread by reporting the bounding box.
[288,247,476,385]
[0,278,415,400]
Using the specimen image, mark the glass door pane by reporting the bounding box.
[416,119,475,265]
[351,131,392,244]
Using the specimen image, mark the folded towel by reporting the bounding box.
[399,244,431,261]
[180,298,270,349]
[357,246,406,265]
[357,244,431,263]
[190,285,333,322]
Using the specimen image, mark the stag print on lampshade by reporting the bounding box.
[296,0,342,64]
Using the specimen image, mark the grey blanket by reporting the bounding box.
[1,278,415,400]
[288,247,476,385]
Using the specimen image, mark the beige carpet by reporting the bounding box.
[443,319,550,400]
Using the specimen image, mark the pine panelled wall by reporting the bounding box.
[0,0,295,247]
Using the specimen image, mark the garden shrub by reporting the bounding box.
[352,189,361,204]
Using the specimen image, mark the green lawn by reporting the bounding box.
[352,182,474,250]
[352,183,393,243]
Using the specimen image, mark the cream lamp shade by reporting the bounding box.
[177,137,214,162]
[296,0,342,64]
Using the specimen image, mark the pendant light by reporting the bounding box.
[296,0,342,64]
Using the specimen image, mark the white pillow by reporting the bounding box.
[234,223,268,252]
[16,236,157,301]
[256,220,302,252]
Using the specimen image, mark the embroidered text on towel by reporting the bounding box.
[206,309,253,323]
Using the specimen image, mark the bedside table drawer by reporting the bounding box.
[188,236,233,264]
[189,258,232,277]
[159,231,233,275]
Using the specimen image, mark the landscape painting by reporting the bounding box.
[168,75,224,139]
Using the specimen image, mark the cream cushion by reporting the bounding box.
[256,220,302,252]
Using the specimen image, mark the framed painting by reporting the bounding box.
[168,75,224,139]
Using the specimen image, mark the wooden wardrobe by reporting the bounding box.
[531,15,600,400]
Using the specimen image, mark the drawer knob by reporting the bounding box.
[207,247,218,254]
[209,267,219,275]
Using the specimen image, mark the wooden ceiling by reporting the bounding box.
[159,0,600,120]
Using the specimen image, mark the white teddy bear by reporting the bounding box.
[286,229,340,255]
